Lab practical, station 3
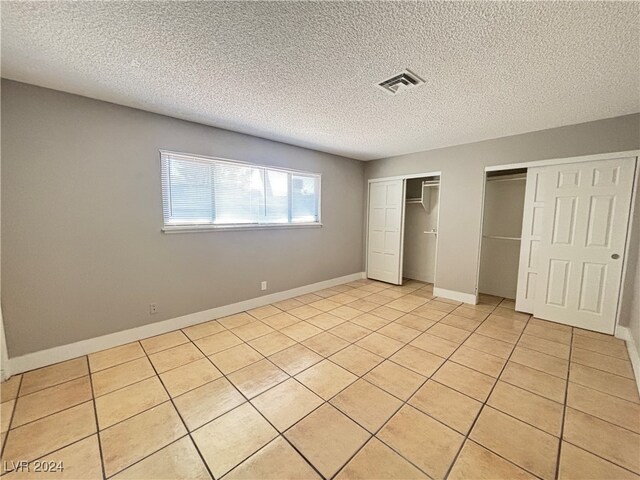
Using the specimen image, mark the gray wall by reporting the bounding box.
[365,113,640,301]
[1,80,365,357]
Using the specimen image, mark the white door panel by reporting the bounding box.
[367,180,404,284]
[533,157,635,333]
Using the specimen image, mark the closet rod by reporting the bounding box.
[482,235,521,241]
[486,175,526,183]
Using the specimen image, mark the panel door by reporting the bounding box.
[367,180,405,284]
[516,168,548,313]
[533,157,636,333]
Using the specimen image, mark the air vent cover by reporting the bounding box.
[377,70,424,95]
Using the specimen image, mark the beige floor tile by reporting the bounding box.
[511,346,569,379]
[248,304,282,320]
[149,342,204,373]
[335,437,428,479]
[563,407,640,474]
[470,406,559,480]
[378,404,463,479]
[488,381,563,436]
[385,298,423,313]
[268,344,323,376]
[89,343,144,373]
[410,332,459,358]
[228,359,289,399]
[289,305,324,321]
[518,334,571,360]
[329,322,372,342]
[160,358,222,397]
[477,294,502,306]
[248,331,296,356]
[569,363,640,403]
[450,346,506,377]
[411,305,448,321]
[347,299,379,312]
[226,436,320,480]
[571,347,634,379]
[370,305,405,321]
[95,376,168,429]
[500,361,566,403]
[193,330,243,356]
[463,333,514,359]
[483,315,526,334]
[294,293,324,305]
[231,320,275,342]
[351,313,390,330]
[567,382,640,434]
[140,330,189,355]
[2,401,96,464]
[573,328,625,344]
[452,306,490,321]
[218,312,254,329]
[409,380,482,435]
[100,402,186,477]
[306,312,346,330]
[285,403,370,479]
[558,441,640,480]
[281,321,322,342]
[475,323,520,344]
[1,376,22,403]
[356,332,404,357]
[182,319,226,341]
[251,378,323,432]
[112,437,211,479]
[524,323,572,345]
[364,293,394,305]
[432,361,495,402]
[395,313,435,332]
[492,307,530,322]
[20,357,89,394]
[572,334,629,359]
[91,356,155,397]
[1,400,14,434]
[377,323,421,343]
[12,376,92,428]
[448,440,536,480]
[328,293,360,305]
[364,360,426,401]
[295,360,356,400]
[209,343,264,374]
[272,298,305,311]
[309,298,341,312]
[3,435,103,480]
[192,403,278,478]
[432,297,463,306]
[424,300,458,314]
[261,311,300,330]
[331,379,402,433]
[331,306,362,321]
[376,289,405,300]
[440,314,483,333]
[390,345,445,377]
[302,332,349,357]
[329,345,384,376]
[174,377,245,431]
[529,317,572,332]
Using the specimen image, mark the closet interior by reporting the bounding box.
[478,169,527,299]
[403,176,440,283]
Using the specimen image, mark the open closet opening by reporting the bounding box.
[478,169,527,300]
[403,176,440,284]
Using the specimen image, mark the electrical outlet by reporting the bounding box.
[261,281,267,291]
[149,303,158,315]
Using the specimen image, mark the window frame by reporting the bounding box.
[160,150,322,233]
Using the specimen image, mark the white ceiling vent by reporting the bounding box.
[377,70,424,95]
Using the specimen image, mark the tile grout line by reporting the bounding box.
[86,356,108,480]
[0,374,23,472]
[554,328,574,480]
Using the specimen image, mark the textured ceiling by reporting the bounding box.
[1,1,639,161]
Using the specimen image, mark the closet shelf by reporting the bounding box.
[482,235,521,241]
[406,198,422,204]
[423,230,438,235]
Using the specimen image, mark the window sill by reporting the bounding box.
[162,223,323,233]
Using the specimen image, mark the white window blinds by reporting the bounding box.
[161,151,321,229]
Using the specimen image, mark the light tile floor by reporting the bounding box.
[1,279,639,479]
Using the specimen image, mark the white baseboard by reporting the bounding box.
[6,271,366,377]
[615,326,640,396]
[433,287,477,305]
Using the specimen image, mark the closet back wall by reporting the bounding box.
[1,80,365,357]
[365,114,640,303]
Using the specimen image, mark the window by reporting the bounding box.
[160,151,321,231]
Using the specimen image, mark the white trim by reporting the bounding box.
[368,171,442,183]
[0,306,9,381]
[485,150,640,172]
[7,272,366,376]
[162,223,323,234]
[615,326,640,396]
[433,287,478,305]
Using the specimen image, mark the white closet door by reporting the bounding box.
[516,168,547,313]
[367,180,405,284]
[533,157,636,333]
